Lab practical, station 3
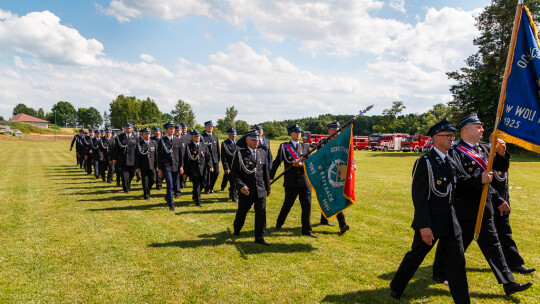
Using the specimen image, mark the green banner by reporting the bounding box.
[304,125,355,219]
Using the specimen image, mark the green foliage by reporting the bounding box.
[140,97,162,125]
[0,115,4,121]
[170,99,195,128]
[51,101,76,126]
[263,120,288,138]
[76,107,102,128]
[372,101,406,133]
[235,120,250,134]
[12,103,37,117]
[216,106,238,132]
[109,95,143,128]
[6,121,61,135]
[36,108,45,119]
[447,0,540,129]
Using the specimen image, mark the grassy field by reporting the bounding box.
[0,137,538,303]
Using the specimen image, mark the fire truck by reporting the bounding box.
[400,135,431,152]
[369,133,409,151]
[302,132,328,147]
[353,136,369,150]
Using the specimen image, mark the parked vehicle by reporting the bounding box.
[353,136,369,150]
[422,139,434,152]
[401,135,431,152]
[369,133,408,151]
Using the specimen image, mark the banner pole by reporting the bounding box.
[73,112,76,135]
[54,111,57,141]
[270,105,373,185]
[474,1,523,241]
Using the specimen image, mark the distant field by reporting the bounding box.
[0,137,538,303]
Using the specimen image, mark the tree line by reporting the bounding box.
[7,0,533,139]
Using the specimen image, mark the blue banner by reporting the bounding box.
[496,6,540,153]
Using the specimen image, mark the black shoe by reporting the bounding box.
[124,190,129,194]
[95,175,99,179]
[340,225,350,234]
[195,202,202,207]
[320,221,334,226]
[232,198,237,203]
[169,206,175,211]
[389,289,402,301]
[233,231,240,236]
[156,187,162,190]
[116,182,121,187]
[209,190,214,194]
[107,180,112,184]
[275,225,282,230]
[504,281,533,296]
[221,188,226,191]
[302,232,318,238]
[511,265,536,274]
[204,189,209,194]
[255,239,270,246]
[144,196,149,200]
[174,193,181,199]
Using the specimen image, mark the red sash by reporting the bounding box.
[283,143,301,161]
[455,144,488,171]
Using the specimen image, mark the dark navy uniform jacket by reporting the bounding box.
[202,132,220,165]
[450,141,509,221]
[115,132,138,167]
[135,139,158,171]
[91,137,106,161]
[491,154,512,217]
[411,148,461,238]
[269,141,310,188]
[157,135,182,172]
[184,141,212,177]
[221,138,237,171]
[232,147,270,199]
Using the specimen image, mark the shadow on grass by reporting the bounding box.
[322,266,513,304]
[148,229,317,258]
[176,208,237,215]
[267,226,338,237]
[87,202,168,211]
[366,152,423,158]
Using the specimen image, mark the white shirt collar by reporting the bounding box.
[291,140,299,146]
[462,140,478,147]
[433,146,448,160]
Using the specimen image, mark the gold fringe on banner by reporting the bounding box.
[493,129,540,154]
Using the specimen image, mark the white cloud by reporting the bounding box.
[97,0,217,23]
[140,53,155,63]
[389,0,406,13]
[0,10,104,65]
[389,7,480,70]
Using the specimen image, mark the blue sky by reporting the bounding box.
[0,0,492,124]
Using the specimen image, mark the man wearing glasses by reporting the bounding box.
[390,118,470,303]
[431,113,532,297]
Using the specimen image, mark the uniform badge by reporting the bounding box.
[498,171,502,175]
[150,147,155,152]
[249,162,253,165]
[471,161,476,165]
[288,156,292,160]
[436,180,442,185]
[468,167,473,172]
[443,178,446,181]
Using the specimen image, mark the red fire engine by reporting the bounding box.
[353,136,369,150]
[368,133,409,151]
[400,135,431,152]
[302,132,328,147]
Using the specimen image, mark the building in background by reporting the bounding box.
[9,113,49,128]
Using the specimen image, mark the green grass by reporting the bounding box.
[0,138,538,303]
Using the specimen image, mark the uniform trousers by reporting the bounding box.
[494,214,524,268]
[234,195,267,241]
[141,169,156,199]
[84,156,92,174]
[191,175,205,203]
[163,170,178,208]
[154,171,163,190]
[107,162,115,183]
[115,163,121,185]
[92,159,105,180]
[173,173,181,196]
[221,173,237,201]
[78,153,84,168]
[433,216,514,285]
[320,212,347,228]
[390,229,470,304]
[121,166,136,192]
[204,163,219,191]
[276,187,312,234]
